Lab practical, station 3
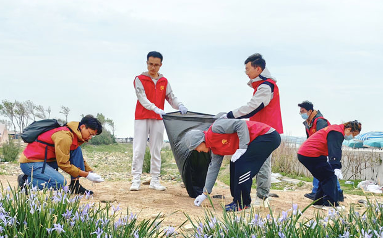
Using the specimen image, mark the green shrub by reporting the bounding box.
[142,147,151,173]
[1,139,20,162]
[142,147,171,174]
[89,129,115,145]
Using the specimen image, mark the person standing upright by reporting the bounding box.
[221,53,283,207]
[131,51,188,191]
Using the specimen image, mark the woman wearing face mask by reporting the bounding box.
[297,120,361,208]
[297,101,344,201]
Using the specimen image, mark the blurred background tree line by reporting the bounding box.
[0,99,116,161]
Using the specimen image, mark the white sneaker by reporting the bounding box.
[130,177,141,191]
[149,179,166,191]
[253,197,269,208]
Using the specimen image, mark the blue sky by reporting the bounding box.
[1,0,382,138]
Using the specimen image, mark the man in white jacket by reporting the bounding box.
[131,51,188,191]
[221,53,283,207]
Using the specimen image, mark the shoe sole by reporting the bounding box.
[130,187,140,191]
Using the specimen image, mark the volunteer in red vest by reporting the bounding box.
[221,53,283,207]
[19,115,104,194]
[131,51,188,191]
[184,119,281,212]
[297,120,361,207]
[298,100,343,201]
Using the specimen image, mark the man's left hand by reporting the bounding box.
[179,105,188,114]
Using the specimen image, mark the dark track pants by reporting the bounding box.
[298,154,339,206]
[230,131,281,206]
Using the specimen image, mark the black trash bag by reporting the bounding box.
[163,111,218,198]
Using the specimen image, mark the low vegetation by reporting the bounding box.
[0,184,382,237]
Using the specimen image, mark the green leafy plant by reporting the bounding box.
[1,139,20,162]
[89,130,115,145]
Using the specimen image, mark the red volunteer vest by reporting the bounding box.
[298,124,345,157]
[250,79,283,134]
[23,127,79,161]
[134,75,168,120]
[204,121,272,156]
[306,117,331,137]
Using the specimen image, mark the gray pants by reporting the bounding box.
[255,154,271,199]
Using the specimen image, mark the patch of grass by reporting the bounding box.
[218,159,231,186]
[297,181,305,187]
[82,143,131,154]
[218,172,230,187]
[277,171,313,182]
[269,181,296,190]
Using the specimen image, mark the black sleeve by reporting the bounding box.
[327,131,344,169]
[316,118,329,131]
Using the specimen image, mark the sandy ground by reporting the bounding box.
[0,174,377,229]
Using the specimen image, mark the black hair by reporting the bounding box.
[344,120,362,132]
[244,53,266,70]
[79,115,103,135]
[147,51,163,62]
[298,100,314,111]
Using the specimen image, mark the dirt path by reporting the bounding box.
[0,174,375,229]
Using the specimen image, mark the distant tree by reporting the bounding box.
[46,106,51,119]
[14,101,29,132]
[35,105,47,119]
[96,113,106,126]
[106,118,115,136]
[25,100,37,121]
[60,106,70,123]
[0,100,17,133]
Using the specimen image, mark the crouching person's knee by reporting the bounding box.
[47,175,67,190]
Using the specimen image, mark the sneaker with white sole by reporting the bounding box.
[130,177,141,191]
[149,179,166,191]
[253,196,269,208]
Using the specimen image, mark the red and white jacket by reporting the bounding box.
[227,68,283,134]
[134,72,182,120]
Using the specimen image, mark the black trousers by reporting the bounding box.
[298,154,339,206]
[230,131,281,206]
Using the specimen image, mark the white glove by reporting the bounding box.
[231,149,246,163]
[219,114,227,119]
[154,108,166,118]
[86,172,104,183]
[334,169,343,180]
[194,193,207,206]
[179,105,188,114]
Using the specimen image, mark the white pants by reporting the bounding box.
[132,119,164,178]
